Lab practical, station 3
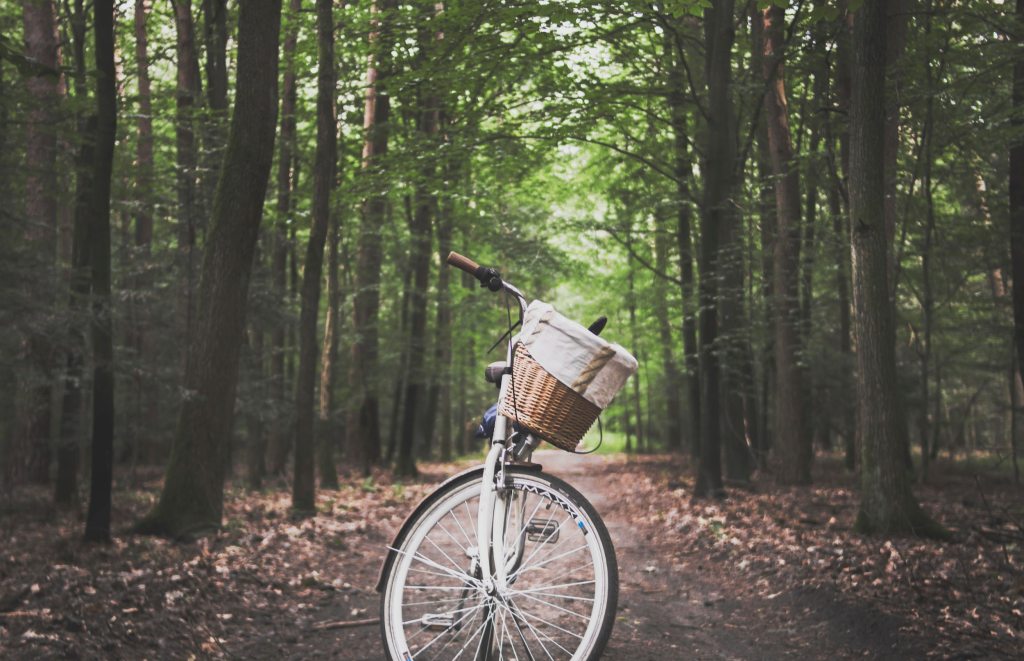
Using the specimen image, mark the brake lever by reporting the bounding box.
[477,267,503,292]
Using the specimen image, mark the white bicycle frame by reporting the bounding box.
[475,282,532,597]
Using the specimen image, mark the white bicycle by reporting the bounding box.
[377,252,624,661]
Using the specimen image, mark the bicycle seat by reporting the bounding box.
[484,361,507,384]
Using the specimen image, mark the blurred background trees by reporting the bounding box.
[0,0,1021,536]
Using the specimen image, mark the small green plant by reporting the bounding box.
[361,476,378,493]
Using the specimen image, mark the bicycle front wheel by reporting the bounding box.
[380,467,618,660]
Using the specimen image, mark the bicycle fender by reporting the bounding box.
[374,462,543,593]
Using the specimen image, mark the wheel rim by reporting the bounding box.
[384,474,611,660]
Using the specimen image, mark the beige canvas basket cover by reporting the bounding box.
[517,301,638,410]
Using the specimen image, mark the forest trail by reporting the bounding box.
[2,451,1008,659]
[299,450,936,660]
[535,450,929,661]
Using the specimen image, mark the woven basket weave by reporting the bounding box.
[498,343,601,452]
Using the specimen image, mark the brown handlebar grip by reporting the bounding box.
[446,251,480,275]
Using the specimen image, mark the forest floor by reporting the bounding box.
[1,451,1022,660]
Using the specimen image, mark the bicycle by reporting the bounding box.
[377,252,637,660]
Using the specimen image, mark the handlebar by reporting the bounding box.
[446,251,480,275]
[446,251,503,292]
[446,250,528,324]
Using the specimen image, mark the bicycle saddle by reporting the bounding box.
[484,361,507,384]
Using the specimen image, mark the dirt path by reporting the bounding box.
[1,452,957,659]
[319,450,933,660]
[534,450,931,661]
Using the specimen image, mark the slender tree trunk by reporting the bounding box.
[267,0,301,476]
[850,0,942,537]
[173,0,202,371]
[201,0,229,198]
[652,205,684,450]
[386,268,412,463]
[83,0,117,543]
[917,7,938,483]
[1011,360,1022,485]
[761,5,809,484]
[719,214,751,480]
[884,0,909,303]
[626,250,645,453]
[397,36,439,476]
[293,0,336,512]
[350,0,396,474]
[827,121,855,470]
[246,323,268,489]
[1011,0,1024,385]
[750,9,774,469]
[55,0,94,506]
[663,23,701,457]
[318,208,341,489]
[435,180,454,460]
[694,0,734,498]
[21,0,63,485]
[137,0,282,537]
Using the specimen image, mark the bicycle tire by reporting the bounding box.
[379,467,618,660]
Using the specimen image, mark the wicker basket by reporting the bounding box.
[498,343,601,452]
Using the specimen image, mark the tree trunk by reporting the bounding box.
[137,0,282,537]
[750,8,774,469]
[850,0,943,537]
[173,0,202,371]
[386,266,413,464]
[663,23,701,457]
[267,0,302,477]
[918,7,938,483]
[246,323,268,490]
[201,0,229,199]
[693,0,733,498]
[1011,360,1022,485]
[1012,0,1024,386]
[21,0,63,485]
[317,208,341,489]
[434,176,454,461]
[350,0,396,474]
[626,251,645,453]
[293,0,336,512]
[884,0,909,303]
[55,0,93,506]
[83,0,117,543]
[761,5,810,485]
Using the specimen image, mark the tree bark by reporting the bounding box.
[750,7,774,469]
[201,0,229,202]
[83,0,117,543]
[21,0,63,485]
[1011,0,1024,387]
[173,0,202,370]
[761,5,810,485]
[397,132,436,476]
[267,0,302,477]
[350,0,396,474]
[831,5,856,470]
[434,174,454,461]
[626,251,645,453]
[850,0,943,537]
[917,5,938,484]
[693,0,734,498]
[662,21,701,457]
[137,0,282,538]
[317,208,341,489]
[293,0,337,512]
[55,0,94,506]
